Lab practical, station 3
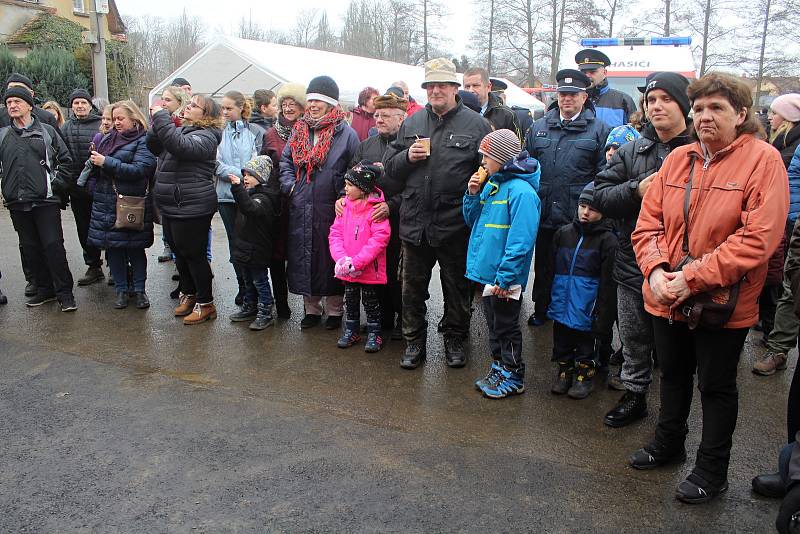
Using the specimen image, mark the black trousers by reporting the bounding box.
[345,283,381,323]
[270,259,288,308]
[483,295,524,376]
[163,215,214,304]
[378,230,402,328]
[401,235,471,343]
[9,204,74,299]
[551,320,595,365]
[70,189,102,268]
[788,353,800,444]
[531,227,556,318]
[651,317,748,485]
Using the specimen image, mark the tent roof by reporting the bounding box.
[150,36,544,112]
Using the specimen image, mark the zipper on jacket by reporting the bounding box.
[355,224,359,241]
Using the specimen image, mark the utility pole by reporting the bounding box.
[89,0,109,100]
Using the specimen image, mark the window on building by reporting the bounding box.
[73,0,85,13]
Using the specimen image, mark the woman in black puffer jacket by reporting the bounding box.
[87,100,156,309]
[147,94,222,325]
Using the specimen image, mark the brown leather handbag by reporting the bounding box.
[112,178,147,232]
[673,156,740,330]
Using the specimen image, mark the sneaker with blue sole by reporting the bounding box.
[480,367,525,399]
[475,360,503,391]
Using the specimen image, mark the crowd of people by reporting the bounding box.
[1,47,800,529]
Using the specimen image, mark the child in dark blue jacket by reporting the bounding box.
[463,129,541,399]
[548,182,617,399]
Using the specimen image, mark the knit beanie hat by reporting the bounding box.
[458,90,482,113]
[277,82,307,109]
[345,160,382,193]
[578,181,595,207]
[771,94,800,123]
[171,77,190,87]
[479,129,522,166]
[306,76,339,107]
[4,86,34,108]
[242,155,273,184]
[605,124,641,149]
[6,72,33,90]
[645,72,691,117]
[69,88,93,107]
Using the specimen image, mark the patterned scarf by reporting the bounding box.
[275,113,295,142]
[289,107,345,182]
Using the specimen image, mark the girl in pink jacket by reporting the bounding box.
[329,162,391,352]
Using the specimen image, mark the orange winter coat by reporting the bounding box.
[633,134,789,328]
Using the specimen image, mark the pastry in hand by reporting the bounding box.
[477,166,488,184]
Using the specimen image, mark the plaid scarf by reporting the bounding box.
[289,107,345,182]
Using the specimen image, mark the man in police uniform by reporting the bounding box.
[575,49,637,128]
[524,69,610,326]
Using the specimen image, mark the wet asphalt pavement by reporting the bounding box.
[0,208,793,532]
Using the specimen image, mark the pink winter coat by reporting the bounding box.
[328,188,391,284]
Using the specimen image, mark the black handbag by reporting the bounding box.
[673,156,740,330]
[112,178,147,232]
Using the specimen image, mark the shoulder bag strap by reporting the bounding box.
[682,154,697,256]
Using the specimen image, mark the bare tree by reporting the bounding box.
[292,8,320,48]
[594,0,633,37]
[630,0,684,37]
[314,11,338,51]
[407,0,447,62]
[675,0,738,75]
[238,13,265,41]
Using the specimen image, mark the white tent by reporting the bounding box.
[149,36,545,114]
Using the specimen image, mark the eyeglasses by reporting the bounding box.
[373,112,403,120]
[186,102,201,110]
[281,102,298,109]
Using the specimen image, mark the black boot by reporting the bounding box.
[114,291,128,309]
[135,291,150,309]
[604,391,648,428]
[275,299,291,319]
[444,336,466,367]
[234,274,246,306]
[752,472,786,498]
[551,363,573,395]
[401,342,426,369]
[249,303,275,330]
[24,280,37,297]
[630,442,687,470]
[78,266,105,286]
[231,302,258,322]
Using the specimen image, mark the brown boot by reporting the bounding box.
[174,294,196,317]
[183,302,217,325]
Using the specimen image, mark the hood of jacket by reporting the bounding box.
[344,186,386,213]
[573,215,615,235]
[484,153,540,193]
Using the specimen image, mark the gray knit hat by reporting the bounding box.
[478,129,522,165]
[242,155,273,184]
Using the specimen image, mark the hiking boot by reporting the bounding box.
[753,351,788,376]
[26,293,57,307]
[475,360,503,391]
[134,292,150,309]
[174,294,196,317]
[630,443,687,470]
[444,336,466,368]
[0,288,7,305]
[481,367,525,399]
[337,319,361,348]
[604,391,648,428]
[230,303,258,322]
[325,315,342,330]
[301,313,322,329]
[183,302,217,325]
[59,294,77,312]
[364,322,383,353]
[568,362,596,399]
[752,472,786,498]
[676,474,728,504]
[24,281,37,297]
[401,342,426,369]
[527,313,547,326]
[551,363,573,395]
[77,266,104,286]
[249,303,274,330]
[158,244,173,262]
[114,291,128,309]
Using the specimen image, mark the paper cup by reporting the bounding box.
[418,137,431,156]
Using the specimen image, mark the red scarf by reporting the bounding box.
[289,107,345,182]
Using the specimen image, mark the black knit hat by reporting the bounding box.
[4,86,34,108]
[171,77,191,87]
[6,72,33,90]
[69,88,93,107]
[578,181,596,207]
[306,76,339,107]
[645,72,691,118]
[345,160,382,193]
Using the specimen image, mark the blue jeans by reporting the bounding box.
[106,248,147,293]
[243,264,274,309]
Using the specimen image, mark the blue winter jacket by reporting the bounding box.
[88,135,157,250]
[525,104,610,230]
[463,154,541,291]
[547,217,617,333]
[788,143,800,224]
[587,80,637,129]
[215,120,264,203]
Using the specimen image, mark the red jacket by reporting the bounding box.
[633,134,789,328]
[406,99,424,116]
[350,107,376,142]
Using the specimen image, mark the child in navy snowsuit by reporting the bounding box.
[548,182,617,399]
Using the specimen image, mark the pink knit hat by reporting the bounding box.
[771,94,800,123]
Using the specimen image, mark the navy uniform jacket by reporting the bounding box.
[524,104,610,230]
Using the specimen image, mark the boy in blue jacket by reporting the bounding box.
[463,129,541,399]
[548,182,617,399]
